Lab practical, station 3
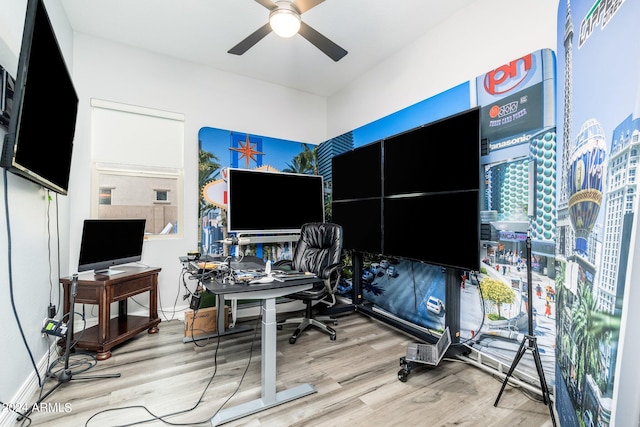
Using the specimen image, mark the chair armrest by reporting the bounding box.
[273,259,293,270]
[319,262,344,280]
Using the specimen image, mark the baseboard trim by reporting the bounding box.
[0,340,58,427]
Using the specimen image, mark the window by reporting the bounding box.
[155,189,169,202]
[90,99,184,237]
[93,164,181,235]
[99,187,113,205]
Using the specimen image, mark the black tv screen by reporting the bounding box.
[331,140,382,201]
[383,192,479,270]
[0,0,78,195]
[332,198,382,254]
[78,219,147,274]
[330,107,481,269]
[227,168,324,233]
[384,108,480,196]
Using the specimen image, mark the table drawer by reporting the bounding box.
[112,275,155,300]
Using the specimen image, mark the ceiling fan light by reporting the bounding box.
[269,8,301,38]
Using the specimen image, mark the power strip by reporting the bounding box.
[42,319,67,337]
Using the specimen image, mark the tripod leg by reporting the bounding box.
[494,337,527,407]
[531,347,550,405]
[16,380,65,421]
[74,373,121,380]
[531,345,557,427]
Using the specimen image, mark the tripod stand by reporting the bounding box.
[493,236,556,427]
[17,274,121,422]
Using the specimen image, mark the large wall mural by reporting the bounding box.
[554,1,635,426]
[472,48,558,387]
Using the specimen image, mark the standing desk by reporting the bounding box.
[204,277,317,426]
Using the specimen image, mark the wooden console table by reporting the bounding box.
[60,266,161,360]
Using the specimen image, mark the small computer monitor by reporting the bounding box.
[77,219,146,275]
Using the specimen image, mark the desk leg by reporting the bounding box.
[118,299,127,320]
[147,274,160,334]
[210,297,316,426]
[58,284,72,352]
[148,273,159,333]
[261,298,277,403]
[62,284,71,324]
[97,287,111,361]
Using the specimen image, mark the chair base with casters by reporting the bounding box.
[274,222,344,344]
[278,286,338,344]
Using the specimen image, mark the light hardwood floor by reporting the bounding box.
[18,311,554,427]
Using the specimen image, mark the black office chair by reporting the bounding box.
[275,222,344,344]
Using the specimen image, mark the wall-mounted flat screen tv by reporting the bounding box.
[0,0,78,195]
[227,168,324,234]
[78,219,147,275]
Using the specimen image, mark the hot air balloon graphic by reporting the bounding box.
[567,119,606,256]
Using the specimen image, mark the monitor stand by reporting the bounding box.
[94,268,125,276]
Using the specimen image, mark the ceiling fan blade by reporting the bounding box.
[298,21,347,62]
[228,23,273,56]
[293,0,325,14]
[254,0,277,10]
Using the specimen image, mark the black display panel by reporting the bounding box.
[330,107,481,269]
[383,192,479,270]
[332,198,382,254]
[331,140,382,201]
[384,108,480,196]
[0,0,78,195]
[227,168,324,233]
[78,219,146,274]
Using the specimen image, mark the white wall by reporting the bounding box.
[0,0,76,418]
[328,0,560,138]
[0,0,561,423]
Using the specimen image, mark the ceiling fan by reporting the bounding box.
[228,0,348,62]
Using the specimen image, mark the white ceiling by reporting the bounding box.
[60,0,477,97]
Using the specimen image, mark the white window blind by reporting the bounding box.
[90,99,184,168]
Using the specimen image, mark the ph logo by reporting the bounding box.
[483,54,533,95]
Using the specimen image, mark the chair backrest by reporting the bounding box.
[291,222,343,279]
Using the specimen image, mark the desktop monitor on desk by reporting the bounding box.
[77,219,146,275]
[226,168,324,234]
